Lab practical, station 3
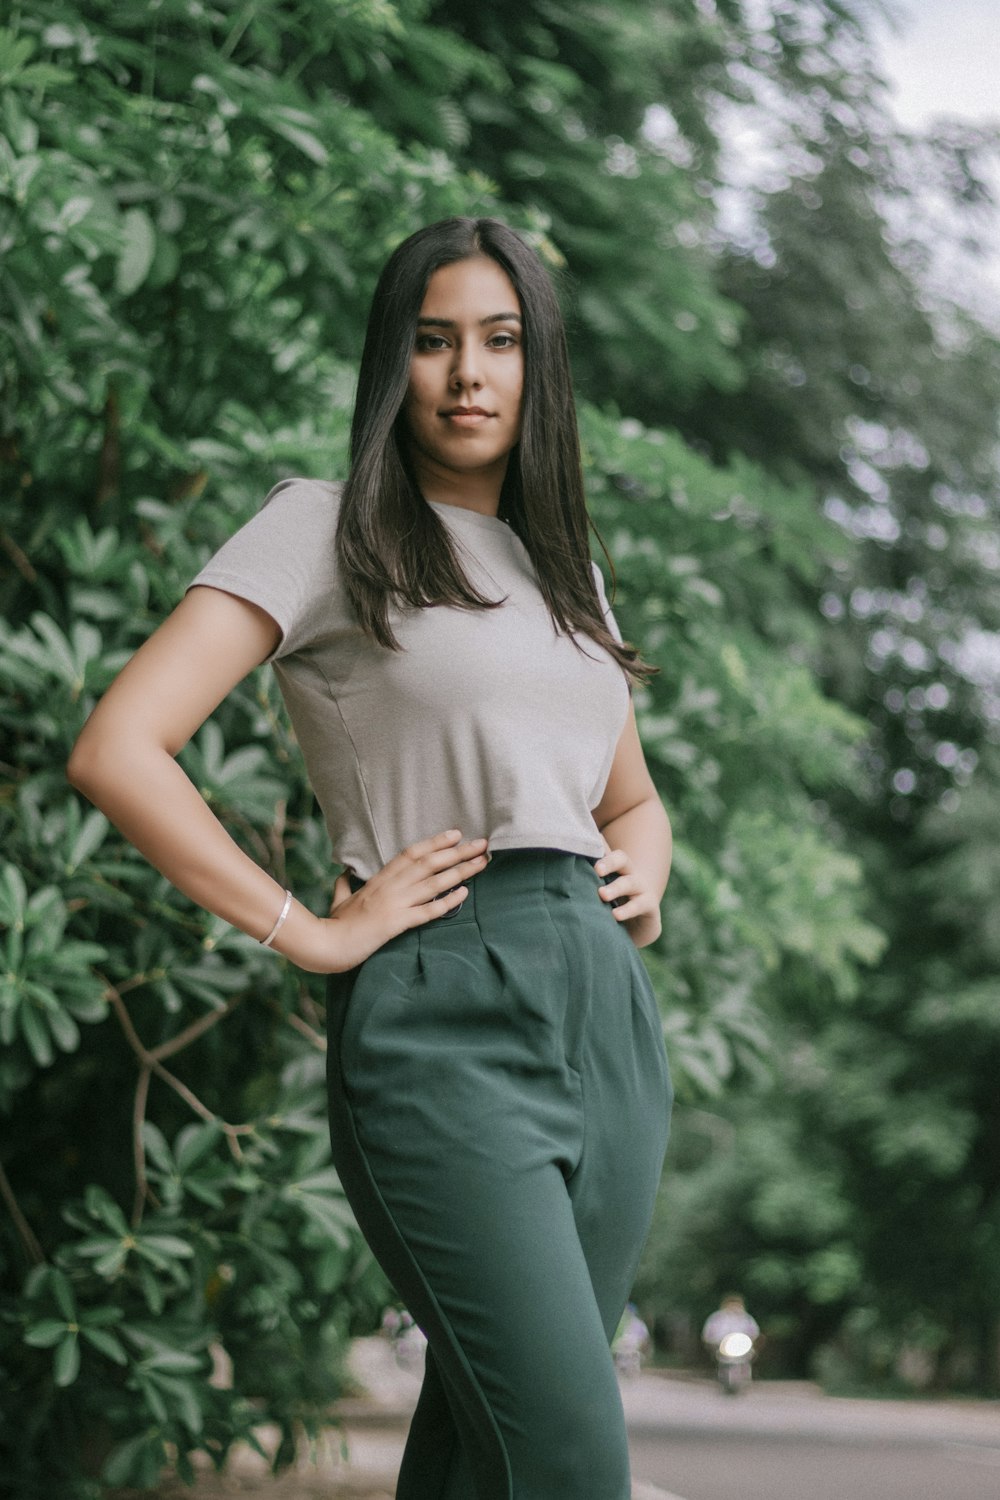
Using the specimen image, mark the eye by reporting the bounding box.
[488,332,519,349]
[414,333,449,352]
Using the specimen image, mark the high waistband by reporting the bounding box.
[346,846,611,926]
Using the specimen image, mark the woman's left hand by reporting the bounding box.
[594,847,662,945]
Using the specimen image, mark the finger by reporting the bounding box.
[424,837,488,875]
[594,848,628,876]
[398,842,487,890]
[600,879,636,913]
[395,832,484,883]
[412,884,469,924]
[403,828,465,863]
[423,851,489,897]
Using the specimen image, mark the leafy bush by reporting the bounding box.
[2,2,926,1490]
[0,486,394,1494]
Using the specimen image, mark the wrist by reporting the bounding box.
[268,903,341,973]
[626,908,662,949]
[259,888,293,948]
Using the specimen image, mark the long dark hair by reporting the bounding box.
[337,216,653,686]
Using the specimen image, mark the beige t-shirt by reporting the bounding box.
[186,478,630,880]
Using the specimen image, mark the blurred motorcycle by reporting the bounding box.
[613,1303,651,1379]
[382,1306,427,1371]
[713,1328,756,1394]
[701,1294,759,1395]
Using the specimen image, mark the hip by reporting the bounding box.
[327,847,666,1074]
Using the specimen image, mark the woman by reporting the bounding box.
[68,217,673,1499]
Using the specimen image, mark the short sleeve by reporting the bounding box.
[591,560,624,645]
[185,478,343,662]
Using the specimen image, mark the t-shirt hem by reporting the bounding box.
[481,830,605,857]
[339,831,606,882]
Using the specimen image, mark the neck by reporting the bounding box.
[409,452,508,519]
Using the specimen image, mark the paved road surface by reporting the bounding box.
[194,1342,999,1500]
[629,1426,1000,1500]
[622,1373,1000,1500]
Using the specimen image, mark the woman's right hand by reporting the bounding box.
[303,829,489,973]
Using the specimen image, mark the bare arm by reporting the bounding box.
[591,700,672,948]
[67,586,488,972]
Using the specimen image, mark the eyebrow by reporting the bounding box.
[416,313,522,328]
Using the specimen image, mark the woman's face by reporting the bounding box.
[402,255,524,494]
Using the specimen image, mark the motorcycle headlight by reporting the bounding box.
[719,1332,754,1358]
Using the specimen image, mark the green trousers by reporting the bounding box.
[326,848,672,1499]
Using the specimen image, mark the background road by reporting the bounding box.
[630,1427,1000,1500]
[622,1373,1000,1500]
[182,1344,1000,1498]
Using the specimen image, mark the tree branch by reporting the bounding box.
[101,976,255,1179]
[0,527,37,584]
[131,1066,154,1228]
[0,1156,45,1266]
[284,1010,327,1052]
[151,994,243,1061]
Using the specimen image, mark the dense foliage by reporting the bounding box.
[1,0,998,1492]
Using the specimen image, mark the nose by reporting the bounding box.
[449,338,483,392]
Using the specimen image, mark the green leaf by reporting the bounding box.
[0,864,27,928]
[138,1233,194,1259]
[186,1176,226,1209]
[62,988,109,1023]
[116,208,156,296]
[47,1005,80,1053]
[84,1185,130,1234]
[81,1325,128,1364]
[135,1369,169,1423]
[293,1167,344,1194]
[175,1120,221,1173]
[102,1432,158,1487]
[141,1346,203,1373]
[266,107,330,166]
[75,1231,129,1269]
[137,1262,164,1314]
[153,1371,204,1433]
[24,1319,69,1348]
[93,1244,129,1277]
[51,1269,76,1321]
[19,1003,54,1067]
[140,1122,175,1175]
[27,612,78,687]
[68,809,110,870]
[295,1194,353,1248]
[0,26,36,83]
[54,1331,80,1387]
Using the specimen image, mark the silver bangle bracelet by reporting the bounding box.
[259,888,293,949]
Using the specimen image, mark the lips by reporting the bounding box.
[442,406,492,417]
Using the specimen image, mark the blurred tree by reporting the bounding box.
[638,0,1000,1388]
[581,406,883,1099]
[355,0,749,413]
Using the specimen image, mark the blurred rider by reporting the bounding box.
[701,1294,759,1349]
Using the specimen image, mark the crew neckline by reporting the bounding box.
[426,498,512,532]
